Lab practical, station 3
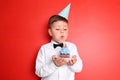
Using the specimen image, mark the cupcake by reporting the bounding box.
[60,47,70,58]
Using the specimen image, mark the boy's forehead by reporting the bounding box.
[49,20,68,29]
[53,21,68,25]
[52,21,68,26]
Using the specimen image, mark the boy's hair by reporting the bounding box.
[48,15,68,28]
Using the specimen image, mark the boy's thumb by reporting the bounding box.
[72,55,76,58]
[52,55,57,60]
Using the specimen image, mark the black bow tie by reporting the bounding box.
[53,43,63,48]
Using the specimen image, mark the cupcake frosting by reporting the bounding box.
[60,47,70,54]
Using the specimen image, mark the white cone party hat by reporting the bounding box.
[58,3,71,19]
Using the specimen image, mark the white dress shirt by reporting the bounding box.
[35,40,83,80]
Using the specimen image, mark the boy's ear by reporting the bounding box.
[48,29,52,36]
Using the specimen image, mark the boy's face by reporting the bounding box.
[48,21,68,43]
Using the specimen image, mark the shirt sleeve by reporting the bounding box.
[68,44,83,72]
[35,46,58,77]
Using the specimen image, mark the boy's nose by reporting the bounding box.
[60,30,64,33]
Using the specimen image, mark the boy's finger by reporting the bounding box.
[67,60,72,65]
[52,55,57,60]
[72,55,76,58]
[69,60,73,64]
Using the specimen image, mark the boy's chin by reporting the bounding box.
[58,40,66,43]
[56,41,65,43]
[52,39,66,43]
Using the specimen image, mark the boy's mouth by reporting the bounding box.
[61,36,64,38]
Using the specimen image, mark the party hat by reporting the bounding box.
[58,3,71,19]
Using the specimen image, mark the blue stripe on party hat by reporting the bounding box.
[58,3,71,19]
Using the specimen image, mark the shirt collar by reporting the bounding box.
[51,40,66,44]
[51,40,58,44]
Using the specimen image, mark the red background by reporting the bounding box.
[0,0,120,80]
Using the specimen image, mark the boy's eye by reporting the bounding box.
[56,29,60,30]
[64,29,68,31]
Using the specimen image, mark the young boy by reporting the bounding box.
[35,15,83,80]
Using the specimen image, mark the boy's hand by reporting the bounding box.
[52,55,67,67]
[67,55,77,66]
